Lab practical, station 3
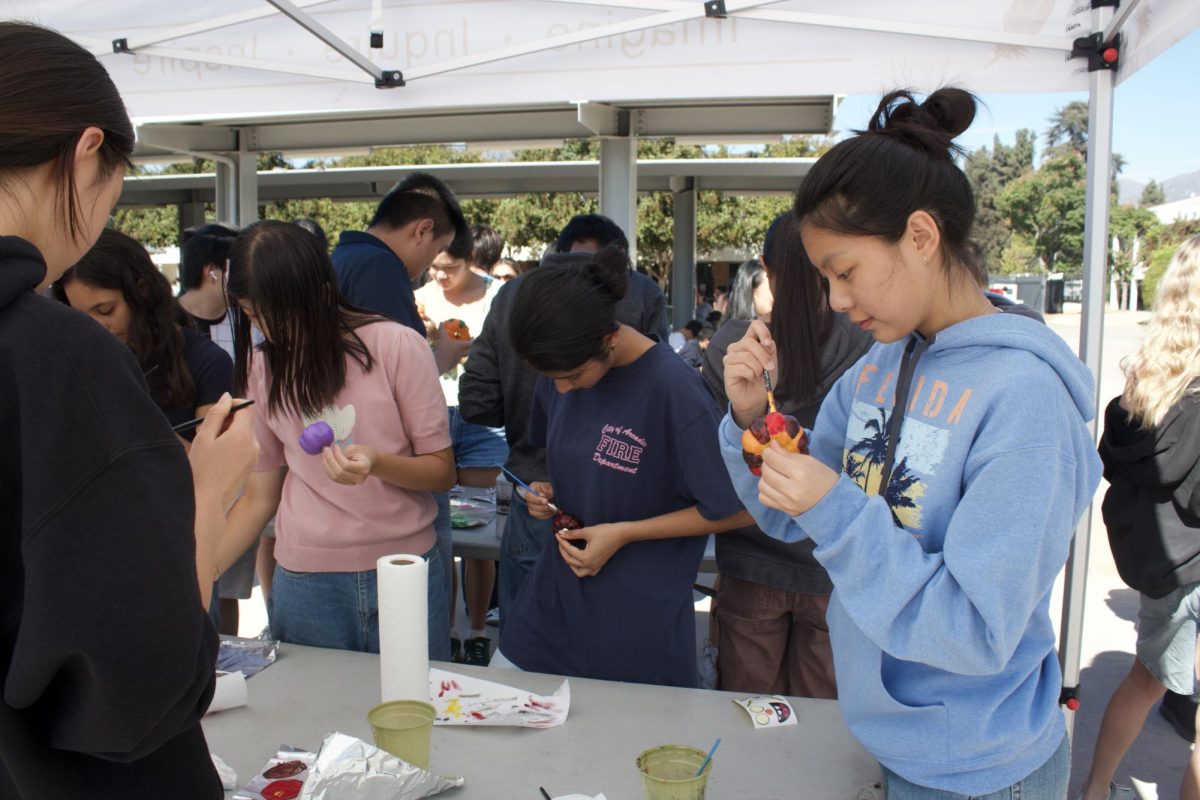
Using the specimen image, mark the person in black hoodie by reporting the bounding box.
[0,23,257,799]
[702,213,872,697]
[1075,235,1200,800]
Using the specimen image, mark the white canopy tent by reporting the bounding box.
[8,0,1200,730]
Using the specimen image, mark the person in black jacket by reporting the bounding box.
[0,23,257,799]
[459,215,669,624]
[1075,235,1200,800]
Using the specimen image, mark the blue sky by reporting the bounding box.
[831,28,1200,185]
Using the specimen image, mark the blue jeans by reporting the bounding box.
[432,491,455,630]
[448,406,508,468]
[268,543,450,660]
[497,495,553,632]
[881,734,1069,800]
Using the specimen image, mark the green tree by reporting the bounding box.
[1044,101,1090,158]
[998,233,1039,275]
[1108,204,1160,308]
[965,129,1035,272]
[996,153,1087,275]
[1140,180,1166,207]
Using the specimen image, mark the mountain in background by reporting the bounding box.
[1119,169,1200,206]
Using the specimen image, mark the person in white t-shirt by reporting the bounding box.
[415,230,508,666]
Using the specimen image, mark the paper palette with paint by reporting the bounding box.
[429,668,569,728]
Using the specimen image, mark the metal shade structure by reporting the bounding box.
[115,157,817,205]
[7,0,1200,732]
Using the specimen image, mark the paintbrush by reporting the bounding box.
[171,399,255,434]
[498,464,560,514]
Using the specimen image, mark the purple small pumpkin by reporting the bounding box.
[299,421,335,455]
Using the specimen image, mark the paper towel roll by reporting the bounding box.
[377,553,430,703]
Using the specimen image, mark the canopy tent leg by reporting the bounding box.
[670,176,697,328]
[1059,2,1117,738]
[599,134,638,267]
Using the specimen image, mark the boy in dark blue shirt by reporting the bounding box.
[496,246,748,687]
[332,172,467,339]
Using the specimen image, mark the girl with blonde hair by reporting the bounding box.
[1076,235,1200,800]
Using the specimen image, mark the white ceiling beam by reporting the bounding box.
[136,124,239,153]
[577,102,625,136]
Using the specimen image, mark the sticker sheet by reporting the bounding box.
[733,695,797,729]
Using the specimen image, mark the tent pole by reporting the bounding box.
[1059,1,1116,739]
[670,176,697,327]
[599,135,639,268]
[1104,0,1146,45]
[264,0,386,83]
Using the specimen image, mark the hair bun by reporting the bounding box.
[866,87,977,160]
[587,244,630,302]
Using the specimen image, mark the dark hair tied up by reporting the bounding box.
[509,244,629,373]
[795,86,986,287]
[586,244,630,304]
[866,88,976,161]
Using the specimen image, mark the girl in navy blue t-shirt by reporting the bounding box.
[496,245,750,687]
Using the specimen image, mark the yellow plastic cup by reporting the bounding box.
[367,700,436,769]
[636,744,712,800]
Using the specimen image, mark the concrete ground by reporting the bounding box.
[234,309,1186,797]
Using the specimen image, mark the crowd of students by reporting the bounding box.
[4,21,1200,800]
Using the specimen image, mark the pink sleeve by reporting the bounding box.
[392,327,451,455]
[247,354,286,471]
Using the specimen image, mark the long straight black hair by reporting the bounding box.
[54,229,196,412]
[766,213,834,405]
[226,221,383,418]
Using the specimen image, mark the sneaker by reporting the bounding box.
[450,637,462,663]
[485,607,500,627]
[464,636,492,667]
[1159,690,1198,743]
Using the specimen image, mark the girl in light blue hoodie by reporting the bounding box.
[719,88,1102,798]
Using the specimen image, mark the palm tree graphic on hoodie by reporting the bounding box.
[844,407,926,530]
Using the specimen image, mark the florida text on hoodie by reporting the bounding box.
[719,312,1102,794]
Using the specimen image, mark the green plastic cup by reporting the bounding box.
[367,700,436,769]
[636,744,712,800]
